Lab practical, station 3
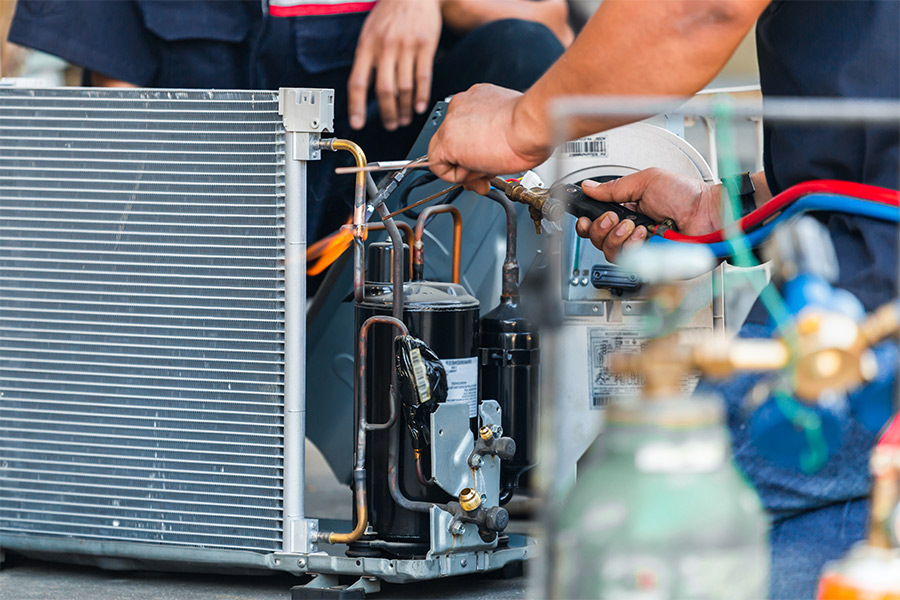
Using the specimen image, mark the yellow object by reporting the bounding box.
[459,487,481,512]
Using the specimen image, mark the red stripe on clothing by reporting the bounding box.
[269,1,376,17]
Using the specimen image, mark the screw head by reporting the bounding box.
[450,521,465,535]
[490,424,503,438]
[460,558,468,567]
[297,558,307,569]
[470,455,483,468]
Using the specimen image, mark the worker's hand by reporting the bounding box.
[575,168,722,261]
[349,0,442,132]
[428,84,553,195]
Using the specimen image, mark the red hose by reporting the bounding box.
[878,415,900,448]
[660,180,900,243]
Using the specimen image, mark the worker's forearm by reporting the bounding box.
[511,0,769,153]
[441,0,567,36]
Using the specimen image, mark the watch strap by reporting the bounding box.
[721,171,756,218]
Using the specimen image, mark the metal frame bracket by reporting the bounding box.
[279,88,335,160]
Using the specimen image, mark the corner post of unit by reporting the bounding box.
[278,87,335,554]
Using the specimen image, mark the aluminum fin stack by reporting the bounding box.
[0,88,288,555]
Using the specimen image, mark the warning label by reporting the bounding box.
[588,327,703,409]
[441,357,479,418]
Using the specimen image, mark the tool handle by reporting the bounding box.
[551,181,658,229]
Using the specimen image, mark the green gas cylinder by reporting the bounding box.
[554,394,769,599]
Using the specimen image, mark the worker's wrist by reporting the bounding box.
[508,92,554,162]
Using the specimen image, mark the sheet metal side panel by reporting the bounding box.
[0,88,286,553]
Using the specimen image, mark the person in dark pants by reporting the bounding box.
[426,0,899,597]
[8,0,570,241]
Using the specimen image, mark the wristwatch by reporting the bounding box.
[721,171,756,218]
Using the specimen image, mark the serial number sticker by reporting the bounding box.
[588,327,705,409]
[441,357,479,418]
[563,135,608,158]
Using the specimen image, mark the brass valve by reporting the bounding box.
[489,176,564,234]
[459,487,482,512]
[611,301,899,403]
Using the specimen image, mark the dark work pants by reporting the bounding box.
[698,322,897,599]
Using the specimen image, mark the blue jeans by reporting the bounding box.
[697,322,897,599]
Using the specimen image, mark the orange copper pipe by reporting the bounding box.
[326,139,367,302]
[413,205,462,283]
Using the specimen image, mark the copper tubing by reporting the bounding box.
[366,221,415,280]
[358,315,407,432]
[413,449,434,488]
[486,189,519,301]
[323,139,368,303]
[388,410,436,513]
[412,205,462,283]
[318,315,408,545]
[375,203,405,321]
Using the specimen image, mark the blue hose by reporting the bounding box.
[648,193,900,257]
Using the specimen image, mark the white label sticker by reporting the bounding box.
[441,357,479,418]
[408,347,431,404]
[562,134,608,158]
[588,327,705,409]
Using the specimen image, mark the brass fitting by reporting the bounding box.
[489,176,564,234]
[479,425,493,441]
[459,487,482,512]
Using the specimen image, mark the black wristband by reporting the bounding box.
[721,171,756,218]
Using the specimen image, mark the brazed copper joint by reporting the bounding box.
[459,487,482,512]
[323,139,368,302]
[413,204,462,283]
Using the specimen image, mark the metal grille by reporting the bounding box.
[0,88,286,552]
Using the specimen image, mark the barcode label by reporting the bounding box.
[563,135,608,158]
[409,347,431,404]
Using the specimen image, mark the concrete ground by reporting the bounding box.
[0,441,530,599]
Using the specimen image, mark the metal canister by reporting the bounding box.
[479,297,540,504]
[355,279,479,551]
[554,394,769,598]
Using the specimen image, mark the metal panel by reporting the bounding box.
[0,88,287,553]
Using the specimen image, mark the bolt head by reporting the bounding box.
[490,425,503,438]
[450,522,465,535]
[471,455,483,468]
[297,558,307,568]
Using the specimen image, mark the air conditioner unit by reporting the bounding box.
[0,85,528,594]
